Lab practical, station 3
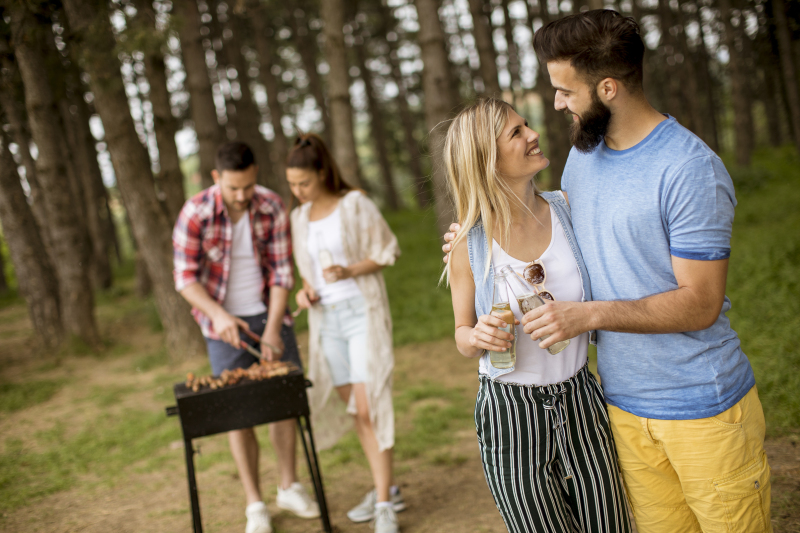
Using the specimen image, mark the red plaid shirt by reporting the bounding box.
[173,184,294,339]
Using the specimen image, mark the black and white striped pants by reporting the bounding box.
[475,365,632,533]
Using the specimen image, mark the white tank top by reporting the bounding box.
[222,215,267,317]
[307,207,362,305]
[483,203,588,386]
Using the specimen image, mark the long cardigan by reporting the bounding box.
[290,190,400,451]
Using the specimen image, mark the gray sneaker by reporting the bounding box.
[372,505,399,533]
[346,489,407,523]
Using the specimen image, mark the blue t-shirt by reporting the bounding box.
[562,116,755,420]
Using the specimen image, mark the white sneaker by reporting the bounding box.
[245,501,272,533]
[347,488,407,523]
[276,482,320,519]
[372,505,399,533]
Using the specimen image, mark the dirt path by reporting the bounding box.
[1,298,798,532]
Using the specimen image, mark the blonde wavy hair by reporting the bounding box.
[442,97,539,285]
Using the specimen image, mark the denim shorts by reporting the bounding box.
[205,312,302,376]
[319,295,369,387]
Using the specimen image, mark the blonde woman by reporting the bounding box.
[444,98,631,533]
[286,134,404,533]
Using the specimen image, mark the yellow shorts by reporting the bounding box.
[608,386,771,533]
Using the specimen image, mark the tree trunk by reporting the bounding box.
[413,0,459,237]
[0,54,54,256]
[772,0,800,154]
[248,2,293,199]
[529,0,570,190]
[63,0,206,361]
[382,2,431,208]
[719,0,754,165]
[133,0,186,223]
[175,0,223,189]
[468,0,502,96]
[0,132,63,348]
[674,0,704,136]
[226,12,278,190]
[0,235,8,295]
[695,6,721,152]
[8,4,98,347]
[500,0,522,104]
[287,5,331,144]
[355,39,401,210]
[319,0,363,187]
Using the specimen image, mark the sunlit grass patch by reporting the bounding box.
[0,379,64,413]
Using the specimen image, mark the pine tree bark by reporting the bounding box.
[225,12,277,190]
[63,0,206,361]
[500,0,522,103]
[287,5,331,144]
[355,38,401,209]
[175,0,223,189]
[8,4,98,347]
[413,0,459,237]
[0,53,54,256]
[771,0,800,154]
[0,133,63,348]
[468,0,502,96]
[320,0,363,187]
[381,2,431,208]
[529,0,570,190]
[695,7,721,152]
[133,0,186,223]
[719,0,754,165]
[247,2,292,199]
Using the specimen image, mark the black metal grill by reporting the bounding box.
[166,371,332,532]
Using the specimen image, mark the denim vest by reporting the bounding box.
[468,191,595,378]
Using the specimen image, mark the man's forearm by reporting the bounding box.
[265,286,289,334]
[180,282,225,321]
[588,286,721,334]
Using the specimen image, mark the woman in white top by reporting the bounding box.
[444,98,631,533]
[286,134,404,533]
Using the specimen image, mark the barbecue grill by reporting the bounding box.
[166,370,332,532]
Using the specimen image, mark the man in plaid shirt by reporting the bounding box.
[173,142,319,533]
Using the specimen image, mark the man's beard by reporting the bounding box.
[569,93,611,154]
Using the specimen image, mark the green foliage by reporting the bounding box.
[383,209,455,345]
[725,147,800,434]
[0,410,181,513]
[0,380,63,413]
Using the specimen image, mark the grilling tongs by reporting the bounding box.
[239,327,283,360]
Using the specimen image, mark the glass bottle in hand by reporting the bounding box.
[489,272,516,369]
[316,231,335,283]
[499,265,571,355]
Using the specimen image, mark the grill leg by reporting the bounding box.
[297,416,332,533]
[184,437,203,533]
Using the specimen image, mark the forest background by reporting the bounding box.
[0,0,798,531]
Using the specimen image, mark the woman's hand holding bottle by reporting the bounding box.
[469,314,519,353]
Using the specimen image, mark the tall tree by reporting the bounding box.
[719,0,754,165]
[248,1,292,199]
[224,10,279,190]
[689,2,721,152]
[0,235,8,295]
[8,3,98,346]
[413,0,459,236]
[500,0,522,104]
[287,3,331,143]
[527,0,570,190]
[320,0,363,186]
[771,0,800,154]
[175,0,223,188]
[131,0,186,223]
[468,0,501,95]
[63,0,206,360]
[0,132,63,348]
[354,32,401,209]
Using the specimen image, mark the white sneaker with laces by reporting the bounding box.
[276,482,320,519]
[245,501,272,533]
[347,489,407,523]
[372,505,399,533]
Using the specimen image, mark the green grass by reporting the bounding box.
[724,146,800,434]
[0,380,64,413]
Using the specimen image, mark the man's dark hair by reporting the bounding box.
[533,9,644,91]
[215,141,255,171]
